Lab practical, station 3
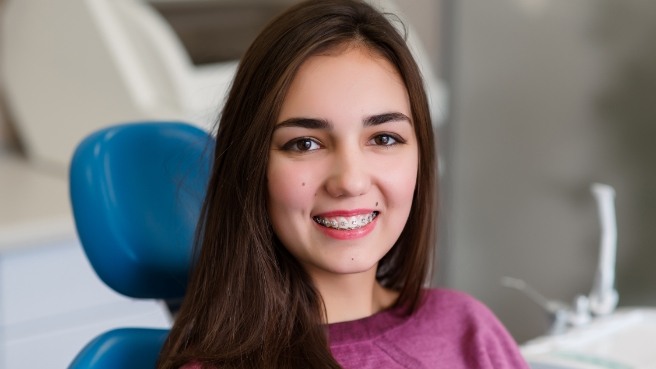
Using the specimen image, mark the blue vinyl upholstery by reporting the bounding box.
[68,122,214,368]
[70,122,214,299]
[68,328,170,369]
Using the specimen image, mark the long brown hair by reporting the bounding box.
[157,1,436,368]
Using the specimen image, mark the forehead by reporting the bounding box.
[277,46,411,123]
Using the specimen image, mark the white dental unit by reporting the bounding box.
[1,0,238,171]
[523,308,656,369]
[516,184,656,369]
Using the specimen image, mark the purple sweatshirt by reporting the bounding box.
[329,288,529,368]
[181,289,528,368]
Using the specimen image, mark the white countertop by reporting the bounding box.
[0,152,75,251]
[522,308,656,368]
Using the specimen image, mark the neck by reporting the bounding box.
[309,267,399,324]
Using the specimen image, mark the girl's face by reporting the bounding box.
[267,47,418,280]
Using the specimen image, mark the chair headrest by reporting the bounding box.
[70,122,214,299]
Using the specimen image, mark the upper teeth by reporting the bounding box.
[314,212,378,230]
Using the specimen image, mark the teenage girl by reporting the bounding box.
[157,1,530,368]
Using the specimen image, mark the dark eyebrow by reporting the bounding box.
[363,112,411,126]
[274,112,410,131]
[274,118,330,131]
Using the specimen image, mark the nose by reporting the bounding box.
[324,148,371,198]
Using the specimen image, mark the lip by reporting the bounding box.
[312,209,379,240]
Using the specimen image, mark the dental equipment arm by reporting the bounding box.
[503,183,619,334]
[588,183,619,316]
[502,277,571,335]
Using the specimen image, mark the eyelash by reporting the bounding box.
[281,133,405,152]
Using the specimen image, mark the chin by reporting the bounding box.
[319,257,380,276]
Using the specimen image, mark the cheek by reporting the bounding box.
[267,159,319,218]
[374,154,418,207]
[388,168,418,207]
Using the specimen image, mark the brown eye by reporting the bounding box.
[371,134,399,146]
[296,139,314,151]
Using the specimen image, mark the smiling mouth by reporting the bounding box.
[313,211,379,231]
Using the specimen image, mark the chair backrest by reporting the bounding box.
[69,328,170,369]
[70,122,214,300]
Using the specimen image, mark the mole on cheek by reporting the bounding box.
[375,202,379,206]
[302,182,306,187]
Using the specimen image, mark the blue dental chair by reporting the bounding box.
[68,122,214,369]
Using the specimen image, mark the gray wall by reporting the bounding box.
[447,0,656,342]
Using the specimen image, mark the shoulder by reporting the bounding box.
[416,287,514,337]
[406,288,530,369]
[405,288,500,338]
